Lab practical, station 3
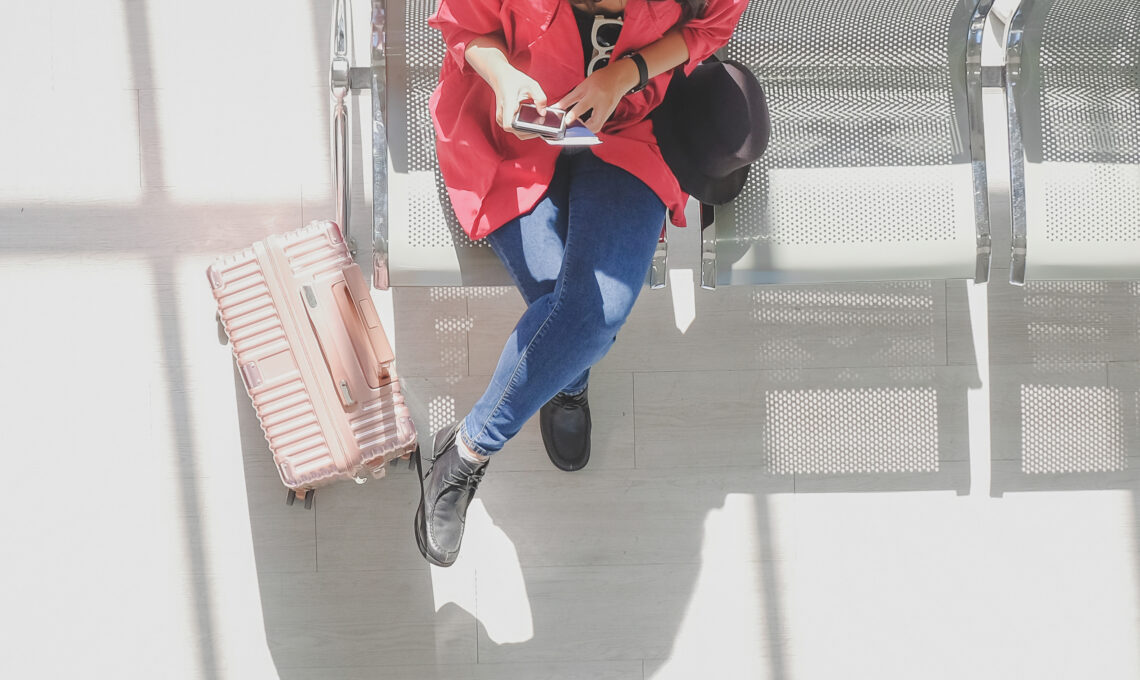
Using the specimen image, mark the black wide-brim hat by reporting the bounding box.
[653,58,771,205]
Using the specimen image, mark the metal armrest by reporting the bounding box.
[331,0,353,254]
[368,0,390,290]
[1004,1,1029,286]
[329,0,389,282]
[966,0,997,284]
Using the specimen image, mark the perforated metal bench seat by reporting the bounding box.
[370,0,502,286]
[368,0,995,288]
[702,0,995,287]
[372,0,669,288]
[1005,0,1140,283]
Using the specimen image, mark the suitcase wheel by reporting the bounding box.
[285,488,315,510]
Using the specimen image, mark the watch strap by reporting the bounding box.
[623,52,649,93]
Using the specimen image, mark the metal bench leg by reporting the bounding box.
[699,203,716,290]
[650,224,668,289]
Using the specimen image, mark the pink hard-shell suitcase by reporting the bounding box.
[207,220,418,508]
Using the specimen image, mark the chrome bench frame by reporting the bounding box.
[331,0,1136,292]
[1004,0,1140,284]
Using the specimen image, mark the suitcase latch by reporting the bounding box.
[240,362,263,390]
[302,285,318,308]
[339,379,355,406]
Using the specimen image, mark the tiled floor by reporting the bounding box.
[3,2,1140,679]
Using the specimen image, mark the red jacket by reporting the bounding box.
[428,0,748,240]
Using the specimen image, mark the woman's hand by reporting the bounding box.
[464,35,548,141]
[490,66,549,141]
[554,58,639,132]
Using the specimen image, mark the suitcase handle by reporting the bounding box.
[337,264,396,381]
[303,265,396,408]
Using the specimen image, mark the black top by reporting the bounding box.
[573,6,624,76]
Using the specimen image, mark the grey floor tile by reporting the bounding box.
[475,554,791,668]
[1109,361,1140,457]
[391,287,471,378]
[635,370,766,468]
[990,363,1140,494]
[636,366,976,470]
[0,88,140,203]
[945,276,984,366]
[224,471,318,574]
[986,278,1140,367]
[107,0,336,93]
[991,459,1140,496]
[2,190,302,256]
[260,570,477,668]
[4,5,50,90]
[138,87,309,197]
[990,363,1118,465]
[474,565,703,663]
[604,280,949,373]
[277,660,644,680]
[472,467,793,568]
[314,465,426,572]
[793,460,971,494]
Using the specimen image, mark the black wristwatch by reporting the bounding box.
[621,52,649,94]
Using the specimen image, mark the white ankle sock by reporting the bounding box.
[457,433,490,463]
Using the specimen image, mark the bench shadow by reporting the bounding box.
[986,279,1140,498]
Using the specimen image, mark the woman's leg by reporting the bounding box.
[484,156,592,397]
[462,151,666,455]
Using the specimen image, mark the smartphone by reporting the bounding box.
[512,104,568,138]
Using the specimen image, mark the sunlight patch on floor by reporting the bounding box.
[430,499,535,646]
[782,489,1140,678]
[669,268,696,334]
[0,89,142,203]
[652,494,771,679]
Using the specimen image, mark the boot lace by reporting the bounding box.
[443,464,486,491]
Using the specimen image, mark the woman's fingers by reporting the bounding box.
[529,87,549,115]
[502,81,547,133]
[557,80,620,130]
[553,85,585,122]
[552,94,577,113]
[570,95,610,132]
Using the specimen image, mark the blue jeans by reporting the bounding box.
[459,150,666,455]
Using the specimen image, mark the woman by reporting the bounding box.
[415,0,747,567]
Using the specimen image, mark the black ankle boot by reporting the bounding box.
[414,423,488,567]
[539,388,591,471]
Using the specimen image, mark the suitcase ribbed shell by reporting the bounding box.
[208,221,417,492]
